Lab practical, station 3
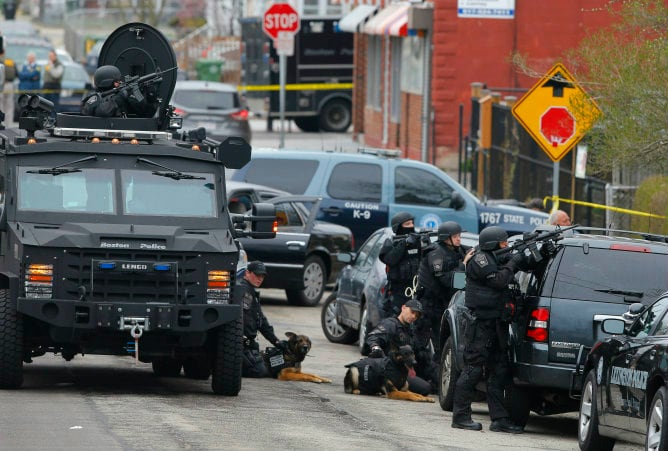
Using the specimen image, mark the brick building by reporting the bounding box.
[340,0,615,170]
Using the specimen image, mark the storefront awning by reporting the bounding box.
[363,2,411,37]
[338,4,378,33]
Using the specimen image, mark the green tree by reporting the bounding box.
[564,0,668,173]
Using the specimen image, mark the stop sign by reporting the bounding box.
[263,3,301,40]
[540,107,575,147]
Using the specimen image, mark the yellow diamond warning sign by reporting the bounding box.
[512,63,602,162]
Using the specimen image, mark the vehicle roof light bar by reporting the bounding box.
[357,147,402,158]
[52,128,173,141]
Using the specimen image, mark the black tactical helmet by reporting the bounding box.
[247,260,267,275]
[94,65,122,90]
[478,226,508,251]
[391,211,415,233]
[438,221,462,241]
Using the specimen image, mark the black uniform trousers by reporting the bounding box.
[242,340,270,378]
[414,295,446,363]
[452,316,510,422]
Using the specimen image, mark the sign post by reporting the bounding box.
[263,3,300,148]
[512,63,601,205]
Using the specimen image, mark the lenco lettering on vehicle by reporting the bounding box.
[121,263,149,271]
[609,366,648,390]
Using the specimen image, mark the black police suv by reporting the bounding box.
[577,292,668,451]
[0,22,275,395]
[438,227,668,427]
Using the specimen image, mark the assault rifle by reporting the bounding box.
[494,224,579,262]
[99,66,177,104]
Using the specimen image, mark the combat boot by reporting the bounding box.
[489,417,524,434]
[451,418,482,431]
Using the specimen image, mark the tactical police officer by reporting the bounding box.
[416,221,473,363]
[235,261,285,378]
[379,212,428,316]
[81,65,157,118]
[451,226,554,433]
[366,299,438,395]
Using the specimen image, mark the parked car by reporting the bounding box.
[0,19,47,40]
[5,36,53,64]
[576,292,668,451]
[321,226,478,353]
[437,228,668,428]
[230,148,549,249]
[226,181,288,214]
[171,80,252,143]
[55,48,74,63]
[36,60,91,113]
[238,195,353,306]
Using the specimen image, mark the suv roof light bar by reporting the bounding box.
[357,147,402,158]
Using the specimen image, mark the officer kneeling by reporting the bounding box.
[236,261,286,378]
[451,226,554,434]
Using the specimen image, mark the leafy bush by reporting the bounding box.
[631,175,668,235]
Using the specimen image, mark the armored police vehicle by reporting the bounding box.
[0,23,275,395]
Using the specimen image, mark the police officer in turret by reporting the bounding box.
[451,226,554,433]
[379,212,428,317]
[235,260,286,378]
[81,65,156,118]
[416,221,473,363]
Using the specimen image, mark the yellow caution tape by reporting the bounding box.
[238,83,353,92]
[545,196,666,219]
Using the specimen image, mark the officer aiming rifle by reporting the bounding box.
[81,65,175,118]
[493,224,578,263]
[98,66,175,104]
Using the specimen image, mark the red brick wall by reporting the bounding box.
[359,0,615,168]
[400,92,424,160]
[430,0,614,166]
[351,34,367,140]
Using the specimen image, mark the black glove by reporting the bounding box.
[540,240,557,258]
[506,252,525,271]
[405,234,418,246]
[501,302,516,322]
[369,347,385,358]
[274,340,288,352]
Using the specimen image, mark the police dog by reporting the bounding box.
[263,331,332,383]
[343,345,434,402]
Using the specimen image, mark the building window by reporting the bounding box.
[390,37,402,122]
[400,36,424,95]
[301,0,342,16]
[366,35,381,109]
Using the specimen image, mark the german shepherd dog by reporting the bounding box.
[262,332,332,383]
[343,345,434,402]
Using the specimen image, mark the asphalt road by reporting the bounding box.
[0,289,642,451]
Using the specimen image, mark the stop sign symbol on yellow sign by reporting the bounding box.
[512,63,601,162]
